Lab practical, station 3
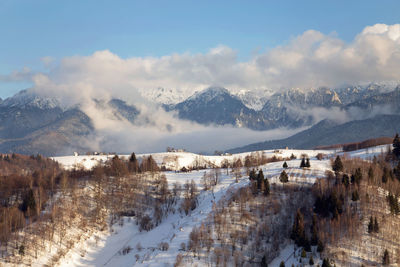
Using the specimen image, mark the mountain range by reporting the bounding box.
[1,83,400,156]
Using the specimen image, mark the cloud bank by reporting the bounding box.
[29,23,400,104]
[6,23,400,153]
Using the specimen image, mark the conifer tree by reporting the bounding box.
[317,240,324,252]
[368,216,374,233]
[300,157,306,168]
[280,170,289,183]
[373,217,379,233]
[394,161,400,181]
[249,169,256,181]
[342,174,350,188]
[332,155,343,174]
[383,249,390,265]
[279,261,285,267]
[260,255,268,267]
[309,255,314,265]
[368,166,374,182]
[393,133,400,158]
[291,209,305,246]
[321,258,331,267]
[351,190,359,201]
[283,161,288,168]
[263,178,270,196]
[128,152,139,173]
[257,170,264,190]
[382,167,389,183]
[352,168,362,185]
[310,214,319,246]
[305,158,310,168]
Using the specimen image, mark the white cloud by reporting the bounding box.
[28,23,400,104]
[0,67,33,82]
[18,23,400,153]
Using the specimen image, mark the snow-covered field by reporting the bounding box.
[52,148,331,171]
[47,146,388,267]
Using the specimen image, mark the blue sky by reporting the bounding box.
[0,0,399,99]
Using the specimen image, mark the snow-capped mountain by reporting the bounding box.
[165,87,276,129]
[0,89,61,109]
[233,89,273,111]
[139,87,193,105]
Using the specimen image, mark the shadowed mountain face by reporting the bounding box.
[226,114,400,154]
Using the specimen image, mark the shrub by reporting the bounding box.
[139,215,153,232]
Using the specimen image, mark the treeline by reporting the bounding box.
[315,136,393,152]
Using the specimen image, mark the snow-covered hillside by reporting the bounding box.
[52,149,334,267]
[41,145,394,267]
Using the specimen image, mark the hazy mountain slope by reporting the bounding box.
[0,89,143,156]
[0,90,64,139]
[227,114,400,153]
[0,108,94,156]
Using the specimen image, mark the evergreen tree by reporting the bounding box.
[309,255,314,265]
[342,174,350,188]
[305,158,311,168]
[393,133,400,158]
[367,216,374,233]
[310,214,319,246]
[368,166,374,182]
[317,240,324,252]
[351,190,359,201]
[128,152,139,173]
[387,193,400,214]
[290,153,296,160]
[383,249,390,265]
[260,255,268,267]
[263,178,270,196]
[321,258,331,267]
[18,245,25,255]
[382,167,389,183]
[373,217,379,233]
[279,170,289,183]
[300,157,306,168]
[291,209,305,247]
[351,168,362,185]
[21,189,36,215]
[301,248,307,258]
[249,169,257,181]
[257,170,264,190]
[283,161,288,168]
[394,161,400,181]
[332,156,343,174]
[279,261,285,267]
[129,152,137,162]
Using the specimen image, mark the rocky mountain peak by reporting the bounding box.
[0,89,60,110]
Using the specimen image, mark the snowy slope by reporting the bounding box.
[48,145,389,267]
[52,148,332,171]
